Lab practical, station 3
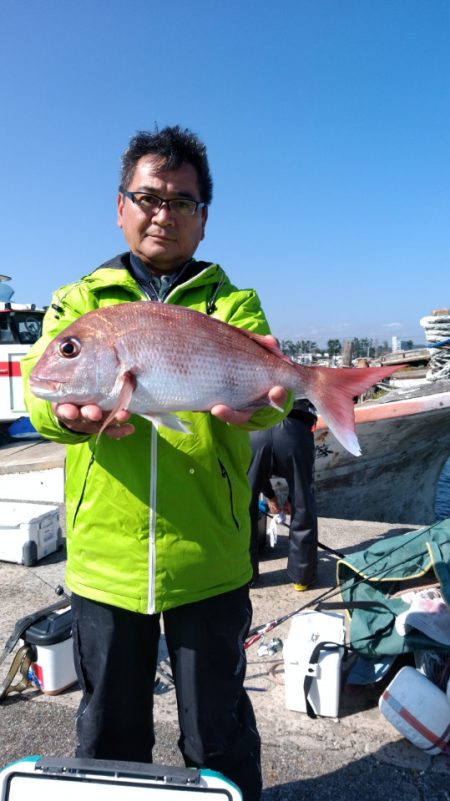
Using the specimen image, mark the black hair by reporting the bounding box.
[119,125,213,204]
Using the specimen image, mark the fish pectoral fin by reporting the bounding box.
[139,413,193,434]
[99,371,137,434]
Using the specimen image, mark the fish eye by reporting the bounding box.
[59,337,81,358]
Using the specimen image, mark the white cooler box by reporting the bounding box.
[283,610,346,717]
[0,757,243,801]
[0,502,62,565]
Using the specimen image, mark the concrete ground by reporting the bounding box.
[0,440,449,799]
[1,516,450,799]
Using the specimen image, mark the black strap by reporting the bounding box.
[317,601,397,647]
[302,601,397,718]
[303,641,343,719]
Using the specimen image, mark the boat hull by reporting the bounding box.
[314,385,450,525]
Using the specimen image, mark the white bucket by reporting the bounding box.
[22,607,77,695]
[379,665,450,754]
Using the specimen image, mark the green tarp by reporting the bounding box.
[337,520,450,656]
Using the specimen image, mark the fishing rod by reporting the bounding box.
[0,571,70,669]
[245,526,443,649]
[24,569,70,602]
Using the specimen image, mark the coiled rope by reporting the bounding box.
[420,310,450,381]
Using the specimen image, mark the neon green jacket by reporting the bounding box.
[22,254,289,613]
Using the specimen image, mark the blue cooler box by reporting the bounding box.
[0,757,242,801]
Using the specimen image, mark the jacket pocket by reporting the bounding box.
[218,458,240,530]
[71,452,95,529]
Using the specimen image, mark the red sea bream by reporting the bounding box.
[28,302,399,455]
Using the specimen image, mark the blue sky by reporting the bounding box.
[1,0,449,347]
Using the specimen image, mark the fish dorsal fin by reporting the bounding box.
[238,330,294,365]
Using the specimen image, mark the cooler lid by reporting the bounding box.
[23,610,72,646]
[1,758,241,800]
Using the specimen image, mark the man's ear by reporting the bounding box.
[117,192,124,229]
[200,205,208,240]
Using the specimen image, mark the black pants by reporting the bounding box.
[248,416,318,585]
[71,586,261,801]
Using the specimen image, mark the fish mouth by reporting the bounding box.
[28,375,64,397]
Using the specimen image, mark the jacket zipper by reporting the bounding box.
[147,424,158,614]
[137,266,225,611]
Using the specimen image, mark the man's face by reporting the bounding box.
[117,155,208,274]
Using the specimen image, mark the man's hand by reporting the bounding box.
[53,403,134,439]
[211,385,287,426]
[267,498,281,515]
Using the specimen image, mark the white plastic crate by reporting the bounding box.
[0,502,61,565]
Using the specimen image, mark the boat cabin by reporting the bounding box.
[0,302,45,421]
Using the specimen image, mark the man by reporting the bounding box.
[22,126,289,801]
[248,399,318,589]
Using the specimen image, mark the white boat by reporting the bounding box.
[314,380,450,526]
[374,348,431,391]
[0,276,45,424]
[387,369,429,390]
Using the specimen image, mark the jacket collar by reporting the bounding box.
[84,252,225,298]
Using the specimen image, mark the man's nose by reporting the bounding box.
[152,202,174,224]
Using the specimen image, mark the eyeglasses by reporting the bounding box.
[120,188,206,217]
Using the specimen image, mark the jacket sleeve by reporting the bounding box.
[21,285,94,444]
[220,288,293,431]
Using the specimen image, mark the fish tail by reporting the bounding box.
[292,364,400,456]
